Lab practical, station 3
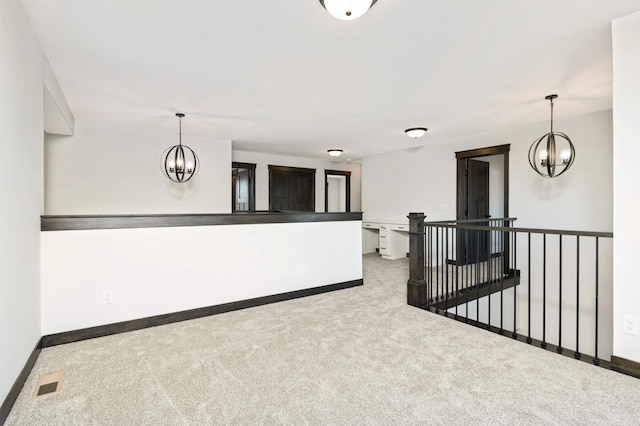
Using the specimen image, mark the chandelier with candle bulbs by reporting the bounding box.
[528,94,575,178]
[161,113,199,183]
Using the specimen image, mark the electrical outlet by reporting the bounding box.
[623,315,638,336]
[102,289,113,304]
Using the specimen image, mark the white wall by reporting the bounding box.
[43,57,74,135]
[613,11,640,364]
[0,0,44,405]
[45,120,232,215]
[233,151,362,212]
[363,109,613,232]
[41,221,362,334]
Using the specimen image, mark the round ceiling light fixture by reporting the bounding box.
[160,113,199,183]
[404,127,428,139]
[319,0,377,21]
[528,94,575,178]
[328,149,343,157]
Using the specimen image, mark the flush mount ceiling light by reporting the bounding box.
[404,127,428,139]
[328,149,343,157]
[319,0,377,20]
[161,113,199,183]
[528,95,575,178]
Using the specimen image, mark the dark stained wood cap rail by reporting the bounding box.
[41,211,363,231]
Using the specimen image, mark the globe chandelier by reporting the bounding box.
[528,95,575,178]
[161,113,199,183]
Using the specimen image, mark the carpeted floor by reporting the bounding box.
[6,254,640,425]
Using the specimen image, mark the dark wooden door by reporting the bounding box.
[466,159,490,263]
[456,159,490,265]
[269,168,293,210]
[268,166,315,211]
[293,172,314,211]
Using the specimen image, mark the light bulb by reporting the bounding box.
[539,149,548,166]
[561,149,571,164]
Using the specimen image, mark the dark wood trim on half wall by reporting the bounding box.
[611,355,640,379]
[41,211,363,232]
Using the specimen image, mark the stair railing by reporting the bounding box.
[407,212,614,365]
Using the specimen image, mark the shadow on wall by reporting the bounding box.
[528,172,571,200]
[165,180,197,200]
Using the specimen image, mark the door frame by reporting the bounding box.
[455,144,510,266]
[231,162,256,212]
[455,144,510,221]
[324,170,351,213]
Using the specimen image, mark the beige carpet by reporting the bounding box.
[6,254,640,425]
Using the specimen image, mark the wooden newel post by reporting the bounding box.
[407,212,426,307]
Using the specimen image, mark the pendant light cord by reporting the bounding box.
[549,97,554,133]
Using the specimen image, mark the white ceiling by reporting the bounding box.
[21,0,640,160]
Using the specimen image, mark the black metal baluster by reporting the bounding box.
[443,227,447,304]
[476,228,480,323]
[436,227,440,310]
[512,231,517,338]
[441,227,445,305]
[594,237,600,366]
[455,227,459,318]
[499,228,504,334]
[446,227,450,305]
[439,226,443,308]
[542,234,547,349]
[558,235,563,353]
[527,232,532,344]
[575,235,581,360]
[427,226,432,307]
[487,226,492,330]
[465,228,470,322]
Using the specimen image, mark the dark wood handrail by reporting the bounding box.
[424,217,518,225]
[41,211,363,231]
[426,223,612,239]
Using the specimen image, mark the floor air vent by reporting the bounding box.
[33,371,64,398]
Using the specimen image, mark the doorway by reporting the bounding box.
[455,144,510,265]
[325,170,351,212]
[232,162,255,212]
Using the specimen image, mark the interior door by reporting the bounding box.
[293,172,314,211]
[268,166,315,211]
[465,159,490,263]
[269,168,293,210]
[456,159,490,265]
